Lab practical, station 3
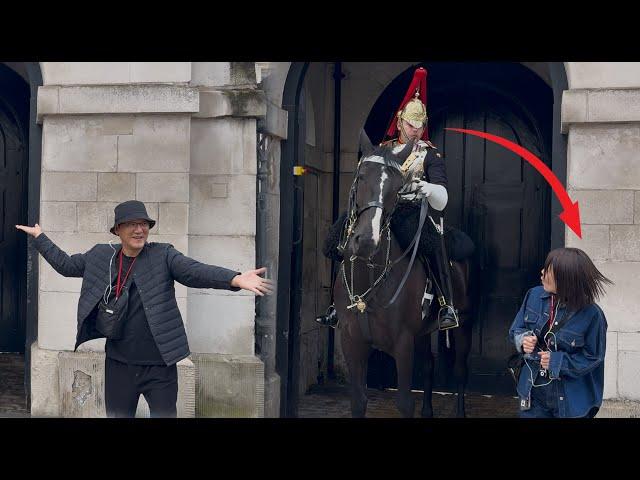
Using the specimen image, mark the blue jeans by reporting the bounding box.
[520,377,561,418]
[520,378,599,418]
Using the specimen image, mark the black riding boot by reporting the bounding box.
[315,304,338,328]
[432,239,460,331]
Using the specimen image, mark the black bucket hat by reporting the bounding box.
[110,200,156,235]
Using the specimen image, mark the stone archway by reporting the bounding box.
[275,61,567,414]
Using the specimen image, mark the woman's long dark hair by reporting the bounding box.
[543,247,613,312]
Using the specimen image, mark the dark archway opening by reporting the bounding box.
[0,62,42,415]
[364,62,557,394]
[279,62,568,416]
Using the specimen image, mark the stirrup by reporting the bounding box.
[437,304,459,331]
[315,304,339,329]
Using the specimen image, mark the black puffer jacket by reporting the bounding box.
[33,234,240,366]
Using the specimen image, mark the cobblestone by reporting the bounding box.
[298,384,520,418]
[0,353,30,418]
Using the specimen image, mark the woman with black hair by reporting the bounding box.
[509,247,612,418]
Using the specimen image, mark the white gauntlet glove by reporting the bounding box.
[412,180,448,211]
[414,180,434,198]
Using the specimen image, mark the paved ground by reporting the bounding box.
[0,353,29,418]
[2,352,520,418]
[298,383,520,418]
[5,351,638,418]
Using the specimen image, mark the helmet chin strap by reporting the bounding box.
[398,121,422,147]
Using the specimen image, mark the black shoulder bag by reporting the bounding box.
[95,251,136,340]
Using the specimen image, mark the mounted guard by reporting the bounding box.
[317,67,474,331]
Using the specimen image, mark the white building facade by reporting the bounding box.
[0,62,638,417]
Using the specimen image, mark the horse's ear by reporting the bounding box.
[394,140,414,162]
[359,129,374,157]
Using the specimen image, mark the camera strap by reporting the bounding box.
[116,250,137,299]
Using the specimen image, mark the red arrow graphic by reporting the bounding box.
[445,128,582,239]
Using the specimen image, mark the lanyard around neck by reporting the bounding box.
[116,250,136,299]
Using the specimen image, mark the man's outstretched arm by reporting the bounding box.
[16,224,87,278]
[167,246,274,296]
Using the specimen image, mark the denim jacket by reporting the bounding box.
[508,286,607,418]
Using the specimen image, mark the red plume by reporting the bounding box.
[385,67,428,141]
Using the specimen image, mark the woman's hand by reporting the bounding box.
[522,335,538,354]
[16,223,43,238]
[539,351,551,370]
[231,267,274,296]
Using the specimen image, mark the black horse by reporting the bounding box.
[333,136,475,418]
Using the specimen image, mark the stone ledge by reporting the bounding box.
[194,88,266,119]
[30,342,60,417]
[258,101,288,139]
[562,88,640,133]
[37,84,200,123]
[43,350,196,418]
[597,399,640,418]
[191,353,264,418]
[58,351,105,418]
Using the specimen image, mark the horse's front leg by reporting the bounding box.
[394,331,416,418]
[341,328,370,418]
[421,331,434,418]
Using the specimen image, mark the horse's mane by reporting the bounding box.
[365,144,403,172]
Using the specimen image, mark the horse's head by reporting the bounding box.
[344,132,413,260]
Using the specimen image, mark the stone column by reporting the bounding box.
[256,62,290,417]
[31,63,197,417]
[562,63,640,408]
[188,62,267,417]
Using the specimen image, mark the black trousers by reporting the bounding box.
[105,357,178,418]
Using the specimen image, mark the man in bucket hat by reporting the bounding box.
[17,200,273,418]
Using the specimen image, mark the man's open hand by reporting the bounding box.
[16,223,42,238]
[231,267,274,296]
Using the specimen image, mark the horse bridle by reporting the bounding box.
[338,154,404,256]
[339,153,425,314]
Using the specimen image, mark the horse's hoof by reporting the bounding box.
[396,398,415,418]
[353,408,367,418]
[351,399,368,418]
